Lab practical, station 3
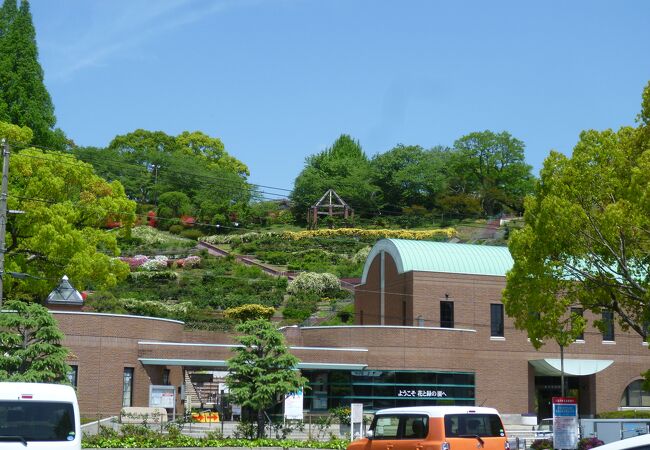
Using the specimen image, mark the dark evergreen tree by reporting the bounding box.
[0,0,67,149]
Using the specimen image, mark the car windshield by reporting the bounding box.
[444,414,505,437]
[0,401,76,442]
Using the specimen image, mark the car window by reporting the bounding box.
[403,415,428,439]
[444,414,505,437]
[372,415,400,439]
[0,400,76,442]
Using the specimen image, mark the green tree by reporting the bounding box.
[226,319,307,438]
[1,121,136,300]
[503,81,650,353]
[0,300,71,382]
[0,0,67,149]
[370,144,449,211]
[76,129,251,223]
[450,131,534,216]
[291,134,380,221]
[157,191,193,220]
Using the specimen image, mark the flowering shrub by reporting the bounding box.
[281,228,455,241]
[530,439,553,450]
[119,255,148,269]
[176,255,201,268]
[141,255,169,271]
[201,227,456,246]
[128,271,178,282]
[287,272,340,296]
[131,225,193,245]
[352,246,371,264]
[578,437,605,450]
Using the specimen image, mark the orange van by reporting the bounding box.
[347,406,509,450]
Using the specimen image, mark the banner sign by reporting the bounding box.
[552,397,579,450]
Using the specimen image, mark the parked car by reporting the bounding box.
[0,382,81,449]
[591,433,650,450]
[347,406,509,450]
[535,418,553,438]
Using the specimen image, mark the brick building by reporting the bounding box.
[49,239,650,420]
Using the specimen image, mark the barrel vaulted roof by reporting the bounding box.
[360,239,513,283]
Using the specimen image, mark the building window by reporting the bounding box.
[67,365,78,388]
[602,310,615,341]
[360,310,364,325]
[490,304,504,337]
[440,301,454,328]
[402,301,407,326]
[621,380,650,407]
[122,367,134,407]
[571,307,584,340]
[163,369,170,385]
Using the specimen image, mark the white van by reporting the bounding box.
[0,382,81,449]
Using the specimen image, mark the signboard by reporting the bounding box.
[149,385,176,409]
[552,397,579,450]
[351,403,364,442]
[397,389,447,398]
[284,388,304,420]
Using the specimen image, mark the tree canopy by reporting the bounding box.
[226,319,306,438]
[291,132,534,224]
[0,0,67,150]
[503,81,650,350]
[74,129,251,227]
[0,300,71,382]
[291,135,380,221]
[2,121,136,300]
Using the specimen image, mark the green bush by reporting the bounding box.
[181,229,204,240]
[597,410,650,418]
[168,224,184,234]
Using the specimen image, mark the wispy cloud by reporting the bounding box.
[44,0,248,80]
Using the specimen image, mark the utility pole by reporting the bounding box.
[0,138,9,307]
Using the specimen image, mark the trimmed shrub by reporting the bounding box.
[287,272,341,297]
[168,224,184,235]
[181,229,204,240]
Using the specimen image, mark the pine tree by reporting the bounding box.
[0,0,18,120]
[0,0,67,149]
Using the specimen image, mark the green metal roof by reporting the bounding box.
[361,239,513,283]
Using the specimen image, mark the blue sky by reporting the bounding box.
[31,0,650,195]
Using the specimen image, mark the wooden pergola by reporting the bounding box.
[307,189,354,229]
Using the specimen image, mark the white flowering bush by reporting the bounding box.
[352,246,371,264]
[287,272,341,296]
[131,226,193,245]
[141,255,169,271]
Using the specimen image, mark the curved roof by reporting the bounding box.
[360,239,513,283]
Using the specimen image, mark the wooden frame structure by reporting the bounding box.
[307,189,354,229]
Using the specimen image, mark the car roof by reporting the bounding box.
[0,382,76,402]
[593,433,650,450]
[375,406,501,418]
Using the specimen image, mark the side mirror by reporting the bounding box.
[365,430,374,440]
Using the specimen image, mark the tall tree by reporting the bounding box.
[226,319,307,438]
[0,300,71,382]
[0,0,67,149]
[370,144,449,211]
[503,81,650,352]
[291,134,380,221]
[450,131,534,216]
[1,121,136,301]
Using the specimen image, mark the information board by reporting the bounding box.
[552,397,579,450]
[284,388,304,420]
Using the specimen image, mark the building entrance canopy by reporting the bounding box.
[530,359,613,376]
